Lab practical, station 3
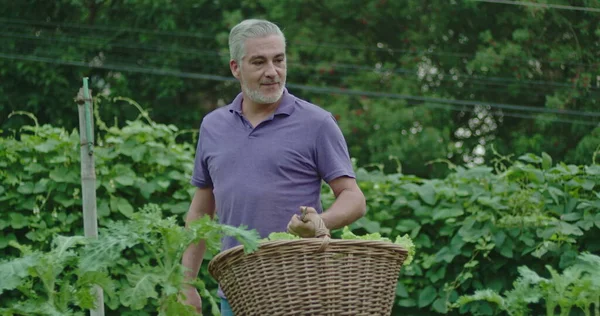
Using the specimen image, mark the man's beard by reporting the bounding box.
[241,78,286,104]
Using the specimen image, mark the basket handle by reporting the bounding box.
[298,206,331,238]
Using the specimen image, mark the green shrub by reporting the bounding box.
[338,150,600,315]
[453,252,600,316]
[0,204,260,316]
[1,105,598,315]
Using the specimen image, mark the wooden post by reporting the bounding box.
[76,78,105,316]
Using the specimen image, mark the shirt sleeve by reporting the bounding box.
[315,114,356,183]
[190,123,213,188]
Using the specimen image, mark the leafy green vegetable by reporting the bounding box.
[0,204,260,316]
[262,227,416,266]
[453,252,600,316]
[341,226,391,242]
[262,232,302,241]
[394,234,416,265]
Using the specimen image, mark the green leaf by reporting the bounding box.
[415,234,432,248]
[427,266,447,283]
[157,179,170,189]
[110,196,134,218]
[558,222,584,236]
[0,254,40,294]
[395,219,420,232]
[217,224,261,254]
[518,153,542,164]
[526,168,545,183]
[51,236,87,269]
[79,222,141,272]
[435,246,458,263]
[564,197,578,213]
[581,180,595,191]
[432,297,448,313]
[24,163,47,174]
[595,214,600,229]
[54,193,76,207]
[17,182,34,195]
[140,181,157,199]
[119,266,160,310]
[555,163,580,175]
[75,271,116,309]
[49,166,78,183]
[160,201,189,214]
[541,152,552,170]
[520,234,536,247]
[578,212,595,231]
[130,146,147,162]
[397,298,417,307]
[560,213,581,222]
[98,200,110,217]
[396,282,409,298]
[433,207,464,220]
[512,28,530,42]
[356,217,382,233]
[418,285,437,307]
[159,296,199,316]
[493,231,506,247]
[0,233,16,248]
[418,182,437,206]
[9,213,28,229]
[396,219,420,233]
[114,175,135,186]
[547,186,564,204]
[499,238,513,258]
[392,196,408,207]
[454,289,504,310]
[33,179,48,193]
[34,139,61,153]
[585,165,600,175]
[112,164,137,186]
[477,196,508,210]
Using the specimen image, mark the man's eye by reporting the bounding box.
[253,61,264,65]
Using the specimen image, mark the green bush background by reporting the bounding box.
[1,104,599,315]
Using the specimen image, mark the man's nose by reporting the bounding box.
[264,61,277,77]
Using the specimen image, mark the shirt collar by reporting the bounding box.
[228,88,295,117]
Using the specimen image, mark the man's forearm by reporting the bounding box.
[320,188,366,230]
[182,240,207,285]
[181,188,215,286]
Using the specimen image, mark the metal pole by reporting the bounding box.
[77,78,105,316]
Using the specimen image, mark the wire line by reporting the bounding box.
[0,52,598,125]
[471,0,600,12]
[2,30,596,93]
[1,17,597,69]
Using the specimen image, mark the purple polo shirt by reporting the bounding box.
[191,88,355,252]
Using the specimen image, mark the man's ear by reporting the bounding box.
[230,59,241,79]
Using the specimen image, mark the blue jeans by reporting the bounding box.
[220,298,234,316]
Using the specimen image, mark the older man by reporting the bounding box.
[181,18,366,315]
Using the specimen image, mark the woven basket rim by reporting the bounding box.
[208,238,409,278]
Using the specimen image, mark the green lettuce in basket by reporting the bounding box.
[340,227,415,265]
[262,232,302,241]
[261,227,415,265]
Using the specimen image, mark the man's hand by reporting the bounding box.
[287,206,330,238]
[181,286,202,314]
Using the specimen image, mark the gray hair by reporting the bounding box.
[228,19,286,64]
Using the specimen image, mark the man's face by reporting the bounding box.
[231,35,287,105]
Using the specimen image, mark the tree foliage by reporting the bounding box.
[1,0,599,179]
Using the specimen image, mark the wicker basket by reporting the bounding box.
[208,237,408,316]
